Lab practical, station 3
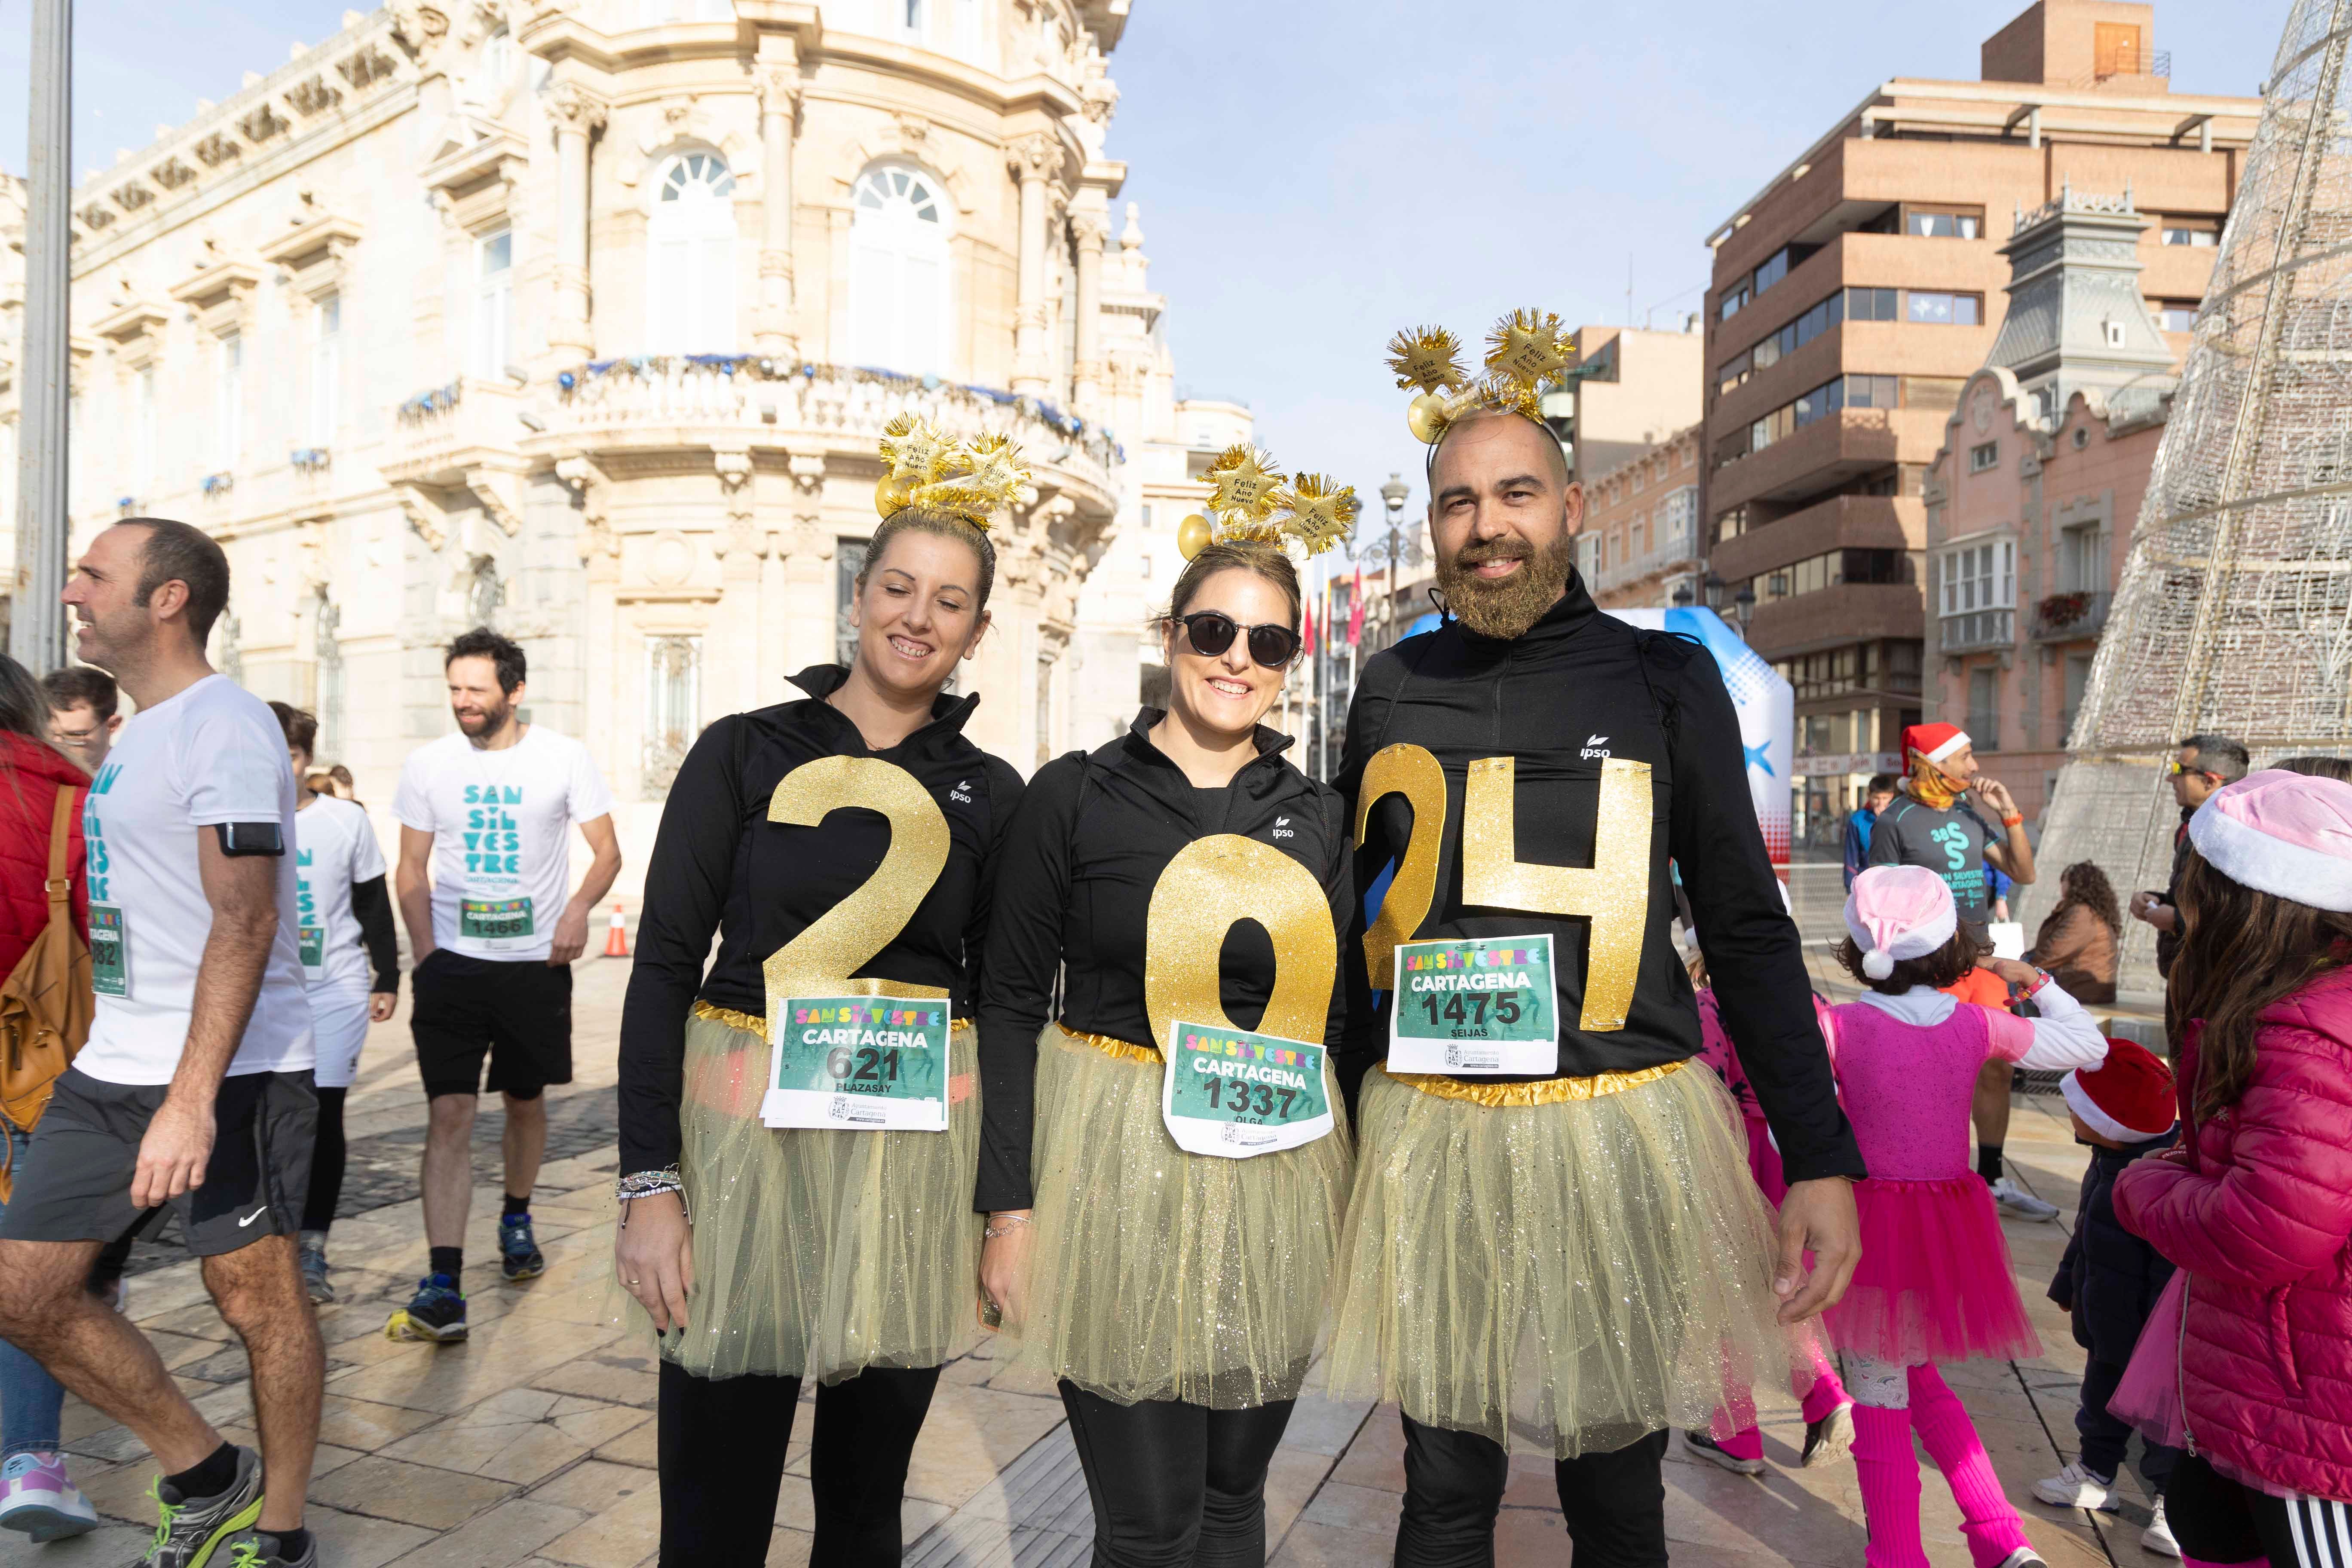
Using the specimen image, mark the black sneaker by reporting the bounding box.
[1802,1402,1856,1467]
[387,1273,468,1343]
[227,1530,318,1568]
[140,1445,264,1568]
[1682,1429,1767,1476]
[499,1214,545,1282]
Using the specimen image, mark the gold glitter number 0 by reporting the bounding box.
[1357,747,1652,1033]
[761,756,954,1023]
[1144,835,1338,1055]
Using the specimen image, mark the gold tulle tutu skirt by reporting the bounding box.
[1006,1023,1354,1409]
[1324,1060,1797,1458]
[627,1008,984,1382]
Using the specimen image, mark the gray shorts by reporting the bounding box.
[0,1069,316,1257]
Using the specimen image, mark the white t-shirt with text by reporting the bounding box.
[77,675,317,1085]
[392,727,614,963]
[295,795,386,996]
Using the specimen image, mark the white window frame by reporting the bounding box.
[645,151,739,355]
[1939,536,2015,617]
[310,294,341,445]
[473,228,513,379]
[135,366,157,497]
[2057,519,2108,595]
[1969,441,1999,473]
[213,331,243,469]
[848,162,954,377]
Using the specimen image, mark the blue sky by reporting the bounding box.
[1,0,2279,582]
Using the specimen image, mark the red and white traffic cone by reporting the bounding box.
[603,902,630,959]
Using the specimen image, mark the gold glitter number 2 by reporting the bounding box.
[1144,836,1337,1056]
[1359,747,1652,1032]
[761,756,954,1028]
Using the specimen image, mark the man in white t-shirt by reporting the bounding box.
[0,519,324,1568]
[389,627,620,1344]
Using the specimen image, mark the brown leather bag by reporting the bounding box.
[0,784,92,1200]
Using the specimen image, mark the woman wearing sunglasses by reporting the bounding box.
[974,459,1361,1568]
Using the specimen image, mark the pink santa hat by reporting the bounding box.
[2188,769,2352,913]
[1844,864,1958,981]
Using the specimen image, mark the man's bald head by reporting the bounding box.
[1429,408,1570,496]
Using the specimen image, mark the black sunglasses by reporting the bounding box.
[1173,611,1300,669]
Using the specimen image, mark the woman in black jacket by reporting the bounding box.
[975,513,1359,1568]
[612,424,1026,1567]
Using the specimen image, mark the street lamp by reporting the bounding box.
[1671,580,1695,607]
[1372,472,1417,652]
[1732,583,1757,635]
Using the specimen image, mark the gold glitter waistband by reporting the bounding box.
[691,1000,973,1037]
[1384,1057,1683,1107]
[1055,1022,1162,1065]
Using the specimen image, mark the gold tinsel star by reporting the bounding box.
[1207,445,1285,524]
[1281,475,1360,557]
[1485,308,1571,383]
[1385,327,1468,395]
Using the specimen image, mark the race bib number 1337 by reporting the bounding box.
[1161,1020,1332,1158]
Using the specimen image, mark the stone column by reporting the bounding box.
[1069,210,1108,416]
[755,66,801,359]
[1008,135,1060,395]
[548,82,609,359]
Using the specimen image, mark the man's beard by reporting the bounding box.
[1435,532,1575,640]
[456,697,513,738]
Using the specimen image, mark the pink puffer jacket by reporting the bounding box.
[2114,967,2352,1503]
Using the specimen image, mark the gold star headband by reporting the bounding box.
[1174,445,1360,562]
[872,414,1032,528]
[1386,307,1574,445]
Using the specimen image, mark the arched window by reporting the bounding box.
[849,165,949,375]
[646,151,738,354]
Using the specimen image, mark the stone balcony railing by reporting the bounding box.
[1592,524,1698,597]
[1938,607,2015,655]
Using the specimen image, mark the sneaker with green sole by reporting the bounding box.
[141,1446,264,1568]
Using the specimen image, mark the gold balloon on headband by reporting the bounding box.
[1386,309,1575,445]
[1176,445,1360,562]
[871,414,1032,527]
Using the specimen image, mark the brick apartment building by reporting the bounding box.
[1698,0,2259,843]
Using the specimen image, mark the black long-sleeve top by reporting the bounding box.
[974,714,1356,1212]
[350,875,400,994]
[617,666,1024,1176]
[1338,578,1865,1185]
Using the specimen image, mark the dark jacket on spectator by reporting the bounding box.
[2050,1129,2180,1364]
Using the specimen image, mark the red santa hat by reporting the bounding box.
[2061,1039,2176,1144]
[1902,722,1972,766]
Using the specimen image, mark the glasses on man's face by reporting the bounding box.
[1173,611,1300,670]
[2171,761,2217,781]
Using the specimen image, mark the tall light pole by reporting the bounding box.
[1378,473,1410,650]
[12,0,74,673]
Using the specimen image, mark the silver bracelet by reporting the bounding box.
[616,1168,687,1228]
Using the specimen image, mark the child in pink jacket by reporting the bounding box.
[2113,771,2352,1568]
[1829,866,2109,1568]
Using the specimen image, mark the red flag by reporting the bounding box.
[1347,570,1366,646]
[1302,598,1317,657]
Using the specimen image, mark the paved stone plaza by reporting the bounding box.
[0,948,2159,1568]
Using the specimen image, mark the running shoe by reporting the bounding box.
[140,1445,264,1568]
[227,1529,319,1567]
[297,1240,334,1305]
[0,1451,100,1541]
[499,1213,545,1283]
[1995,1551,2049,1568]
[2143,1496,2181,1559]
[1991,1177,2061,1222]
[386,1273,468,1343]
[2033,1459,2113,1509]
[1681,1429,1767,1476]
[1801,1401,1856,1467]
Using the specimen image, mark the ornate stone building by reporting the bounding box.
[0,0,1246,875]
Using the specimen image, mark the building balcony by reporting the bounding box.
[1708,407,1951,514]
[1939,608,2015,655]
[1591,524,1699,599]
[1711,493,1922,582]
[2031,590,2111,642]
[1743,581,1925,660]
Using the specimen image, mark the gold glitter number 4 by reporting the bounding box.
[761,757,954,1022]
[1357,747,1652,1033]
[1144,835,1338,1055]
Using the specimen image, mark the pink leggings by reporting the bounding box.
[1709,1344,1849,1462]
[1851,1362,2034,1568]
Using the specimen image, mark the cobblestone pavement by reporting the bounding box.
[4,952,2159,1568]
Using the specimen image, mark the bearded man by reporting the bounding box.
[1324,399,1865,1568]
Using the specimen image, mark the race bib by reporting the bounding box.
[1387,934,1560,1075]
[456,895,536,953]
[89,904,129,998]
[299,925,326,980]
[761,995,950,1132]
[1161,1020,1332,1158]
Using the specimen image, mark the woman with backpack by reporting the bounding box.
[0,654,97,1544]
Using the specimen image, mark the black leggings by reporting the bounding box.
[1058,1380,1294,1568]
[657,1356,939,1567]
[302,1085,347,1233]
[1397,1415,1669,1568]
[2169,1452,2352,1568]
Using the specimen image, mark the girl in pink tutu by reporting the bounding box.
[1682,961,1856,1475]
[1831,865,2110,1568]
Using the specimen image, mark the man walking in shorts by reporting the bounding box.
[0,518,325,1568]
[390,627,619,1341]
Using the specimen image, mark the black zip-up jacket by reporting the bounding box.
[973,713,1355,1212]
[2049,1130,2180,1364]
[616,666,1023,1176]
[1338,576,1865,1186]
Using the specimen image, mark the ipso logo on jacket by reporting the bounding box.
[1580,734,1612,760]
